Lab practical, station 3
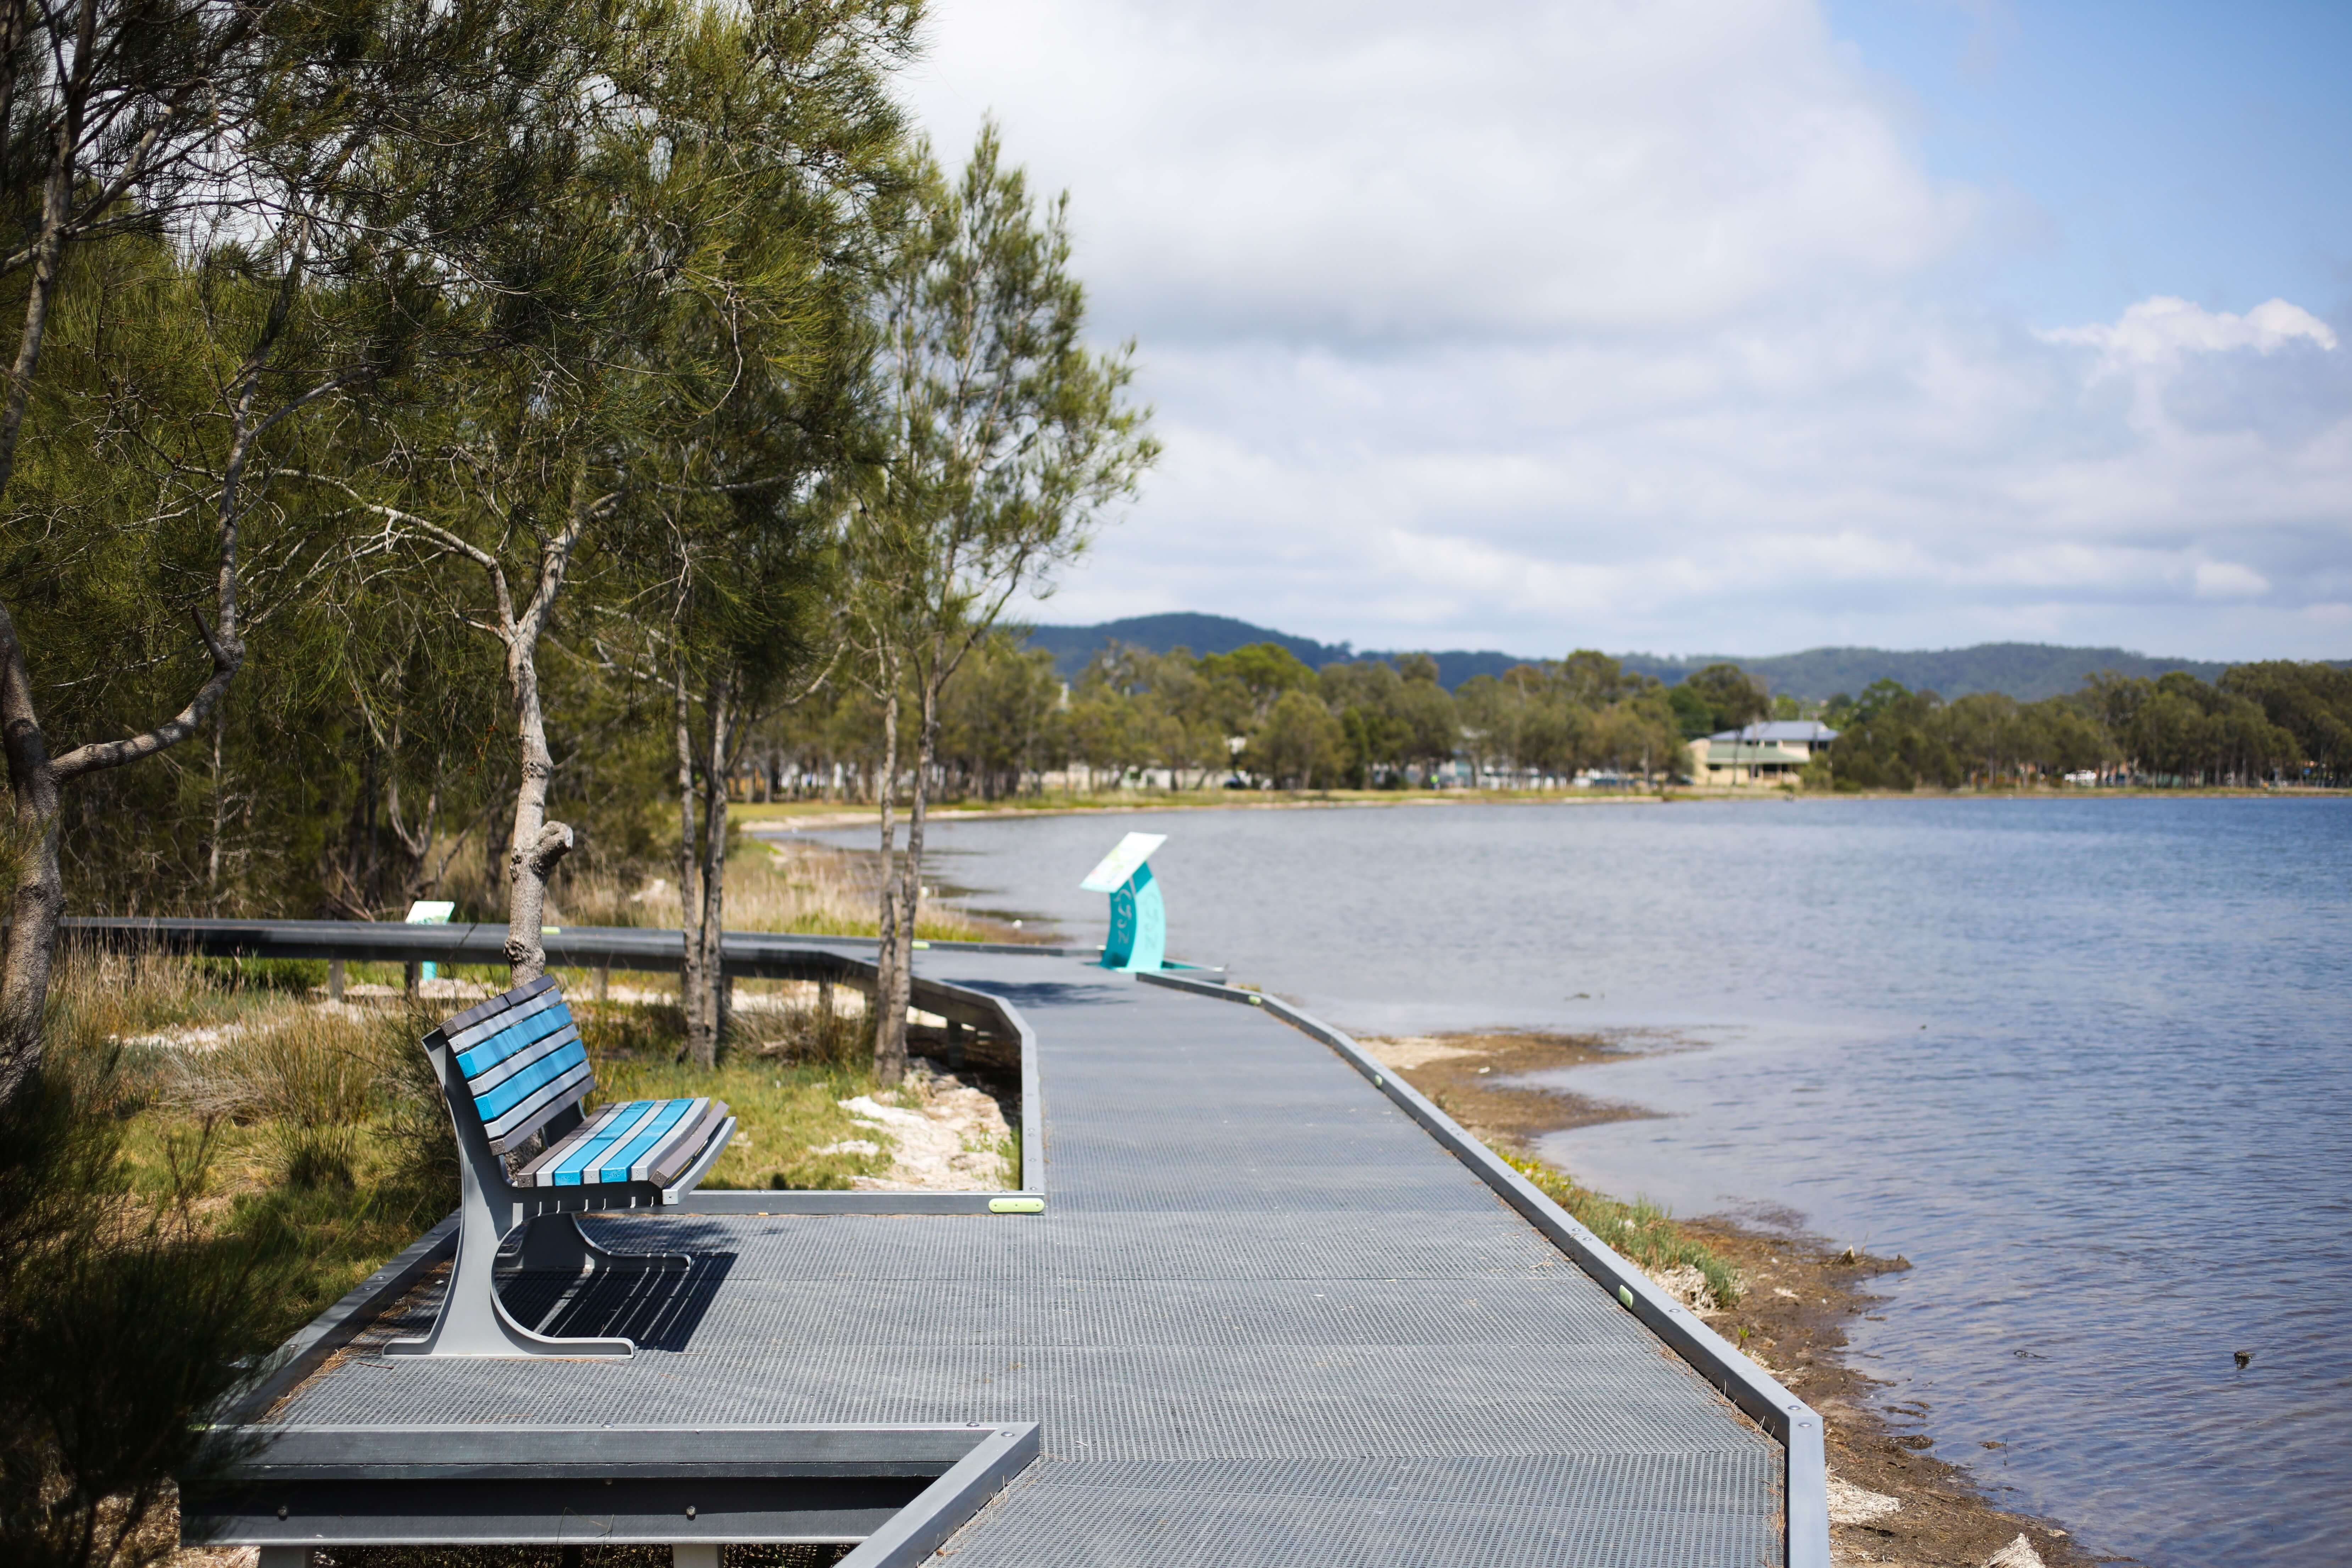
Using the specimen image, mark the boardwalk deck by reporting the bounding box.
[258,946,1786,1566]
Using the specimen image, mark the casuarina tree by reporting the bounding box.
[857,122,1156,1083]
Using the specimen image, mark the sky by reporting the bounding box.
[903,0,2352,661]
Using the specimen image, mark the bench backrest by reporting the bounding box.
[435,976,592,1155]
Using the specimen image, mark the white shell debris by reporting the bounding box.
[1826,1473,1902,1525]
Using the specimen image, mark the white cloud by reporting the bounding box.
[2040,296,2339,367]
[911,0,1974,339]
[913,1,2352,660]
[2192,560,2272,599]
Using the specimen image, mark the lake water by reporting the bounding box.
[815,797,2352,1567]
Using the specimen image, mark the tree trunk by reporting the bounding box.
[0,65,82,1102]
[500,627,572,984]
[877,671,944,1087]
[870,661,910,1083]
[206,704,227,904]
[675,659,703,1054]
[678,662,734,1069]
[0,607,62,1106]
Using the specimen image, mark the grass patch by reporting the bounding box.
[50,945,930,1347]
[574,998,891,1192]
[1503,1153,1743,1309]
[46,947,462,1350]
[541,837,1018,943]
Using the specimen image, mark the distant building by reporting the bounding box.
[1687,720,1839,787]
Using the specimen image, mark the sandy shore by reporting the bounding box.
[737,791,1670,836]
[1355,1029,2129,1568]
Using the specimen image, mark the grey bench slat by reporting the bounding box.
[441,972,557,1036]
[650,1101,732,1187]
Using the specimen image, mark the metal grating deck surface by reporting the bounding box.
[267,950,1782,1566]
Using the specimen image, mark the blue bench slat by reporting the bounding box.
[454,995,572,1076]
[452,1005,567,1076]
[482,1067,597,1152]
[447,983,562,1052]
[466,1021,583,1099]
[545,1101,664,1186]
[592,1098,701,1184]
[514,1102,634,1185]
[472,1037,591,1122]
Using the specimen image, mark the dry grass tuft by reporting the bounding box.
[543,838,1024,942]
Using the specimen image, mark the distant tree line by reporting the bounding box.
[745,643,1778,795]
[736,645,2352,799]
[1815,663,2352,789]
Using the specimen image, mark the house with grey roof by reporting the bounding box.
[1688,720,1839,787]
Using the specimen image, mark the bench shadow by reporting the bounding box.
[497,1252,736,1353]
[953,979,1127,1008]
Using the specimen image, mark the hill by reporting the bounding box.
[1023,617,2247,702]
[1619,644,2233,702]
[1024,613,1354,680]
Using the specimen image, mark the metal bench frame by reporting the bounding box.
[390,978,735,1360]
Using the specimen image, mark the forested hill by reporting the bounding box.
[1024,616,2244,701]
[1628,645,2234,702]
[1025,614,1358,677]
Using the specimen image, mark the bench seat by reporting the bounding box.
[518,1097,731,1189]
[389,975,735,1360]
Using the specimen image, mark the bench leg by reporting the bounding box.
[517,1211,689,1275]
[384,1202,637,1360]
[672,1546,721,1568]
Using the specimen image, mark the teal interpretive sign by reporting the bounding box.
[406,898,455,981]
[1081,832,1167,972]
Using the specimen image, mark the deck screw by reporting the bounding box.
[685,1505,697,1520]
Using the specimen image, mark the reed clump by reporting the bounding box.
[0,949,459,1568]
[541,839,1013,942]
[1504,1153,1743,1309]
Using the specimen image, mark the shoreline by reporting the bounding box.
[742,785,2347,836]
[1354,1028,2129,1568]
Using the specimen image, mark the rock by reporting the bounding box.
[1982,1534,2046,1568]
[1826,1474,1901,1525]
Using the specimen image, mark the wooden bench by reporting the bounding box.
[388,975,735,1359]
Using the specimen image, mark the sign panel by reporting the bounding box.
[404,899,456,983]
[1079,832,1166,894]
